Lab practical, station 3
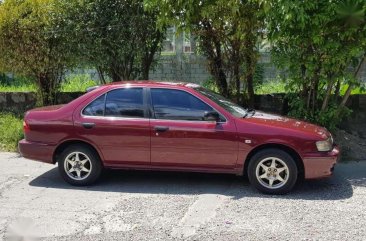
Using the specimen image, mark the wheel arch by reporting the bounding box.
[243,143,304,179]
[53,139,104,166]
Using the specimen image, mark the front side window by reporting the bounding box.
[82,88,145,118]
[151,88,213,121]
[194,87,248,118]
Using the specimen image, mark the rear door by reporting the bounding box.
[149,88,238,169]
[74,87,150,166]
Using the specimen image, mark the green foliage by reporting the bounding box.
[0,113,23,152]
[202,78,219,92]
[0,74,98,92]
[0,74,36,92]
[287,95,351,131]
[146,0,264,105]
[255,80,286,95]
[340,82,366,95]
[0,0,77,105]
[266,0,366,129]
[62,0,165,81]
[61,74,97,92]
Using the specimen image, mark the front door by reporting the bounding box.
[149,88,238,169]
[74,87,150,166]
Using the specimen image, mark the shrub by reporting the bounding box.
[61,74,97,92]
[0,113,23,152]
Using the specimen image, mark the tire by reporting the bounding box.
[247,148,298,195]
[58,144,102,186]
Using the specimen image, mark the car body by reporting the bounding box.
[19,81,339,194]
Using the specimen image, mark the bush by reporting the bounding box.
[60,74,97,92]
[255,80,286,94]
[0,74,36,92]
[286,94,352,131]
[0,113,23,152]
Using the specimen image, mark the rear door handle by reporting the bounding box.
[154,126,169,132]
[82,122,95,129]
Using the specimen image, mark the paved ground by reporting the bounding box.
[0,152,365,241]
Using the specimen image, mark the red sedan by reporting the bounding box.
[18,81,339,194]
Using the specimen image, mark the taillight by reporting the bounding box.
[23,121,30,132]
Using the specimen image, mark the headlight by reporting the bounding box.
[316,137,333,152]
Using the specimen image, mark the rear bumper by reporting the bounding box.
[18,139,55,164]
[303,145,340,179]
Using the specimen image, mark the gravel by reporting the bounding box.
[0,152,365,241]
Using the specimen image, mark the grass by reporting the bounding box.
[0,113,23,152]
[255,81,286,94]
[60,74,97,92]
[0,74,98,92]
[255,81,366,95]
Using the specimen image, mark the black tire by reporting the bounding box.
[58,144,102,186]
[247,148,298,195]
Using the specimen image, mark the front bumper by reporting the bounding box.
[18,139,55,164]
[303,145,340,179]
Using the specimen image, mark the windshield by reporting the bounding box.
[194,87,248,117]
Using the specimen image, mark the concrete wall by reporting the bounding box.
[149,54,211,83]
[0,92,84,114]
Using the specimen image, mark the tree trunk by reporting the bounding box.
[216,67,229,97]
[321,76,335,111]
[109,66,121,82]
[97,67,106,84]
[339,53,366,108]
[141,30,162,80]
[37,73,55,106]
[244,42,256,107]
[199,21,228,97]
[247,72,255,107]
[233,61,241,103]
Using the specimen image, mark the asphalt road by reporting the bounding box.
[0,152,365,241]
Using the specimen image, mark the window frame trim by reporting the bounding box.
[81,87,149,120]
[147,87,227,123]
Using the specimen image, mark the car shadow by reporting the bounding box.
[28,162,366,201]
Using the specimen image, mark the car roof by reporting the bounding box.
[104,81,201,89]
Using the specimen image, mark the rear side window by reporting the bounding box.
[83,94,105,116]
[151,88,213,121]
[82,88,145,118]
[105,88,144,118]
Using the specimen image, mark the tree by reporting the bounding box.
[266,0,366,129]
[63,0,165,82]
[0,0,76,105]
[146,0,264,106]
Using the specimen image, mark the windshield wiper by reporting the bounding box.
[242,108,256,118]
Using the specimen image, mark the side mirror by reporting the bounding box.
[203,111,220,122]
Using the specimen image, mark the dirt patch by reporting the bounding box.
[334,129,366,162]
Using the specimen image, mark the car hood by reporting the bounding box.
[242,111,329,139]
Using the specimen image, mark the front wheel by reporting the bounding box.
[58,144,102,186]
[248,148,298,194]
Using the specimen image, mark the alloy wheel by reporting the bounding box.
[255,157,289,189]
[64,152,92,181]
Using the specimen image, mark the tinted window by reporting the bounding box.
[195,87,248,118]
[105,88,144,118]
[151,88,213,121]
[83,94,105,116]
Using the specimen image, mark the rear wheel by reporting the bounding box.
[58,144,102,186]
[248,148,298,194]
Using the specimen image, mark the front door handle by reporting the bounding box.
[154,126,169,132]
[82,122,95,129]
